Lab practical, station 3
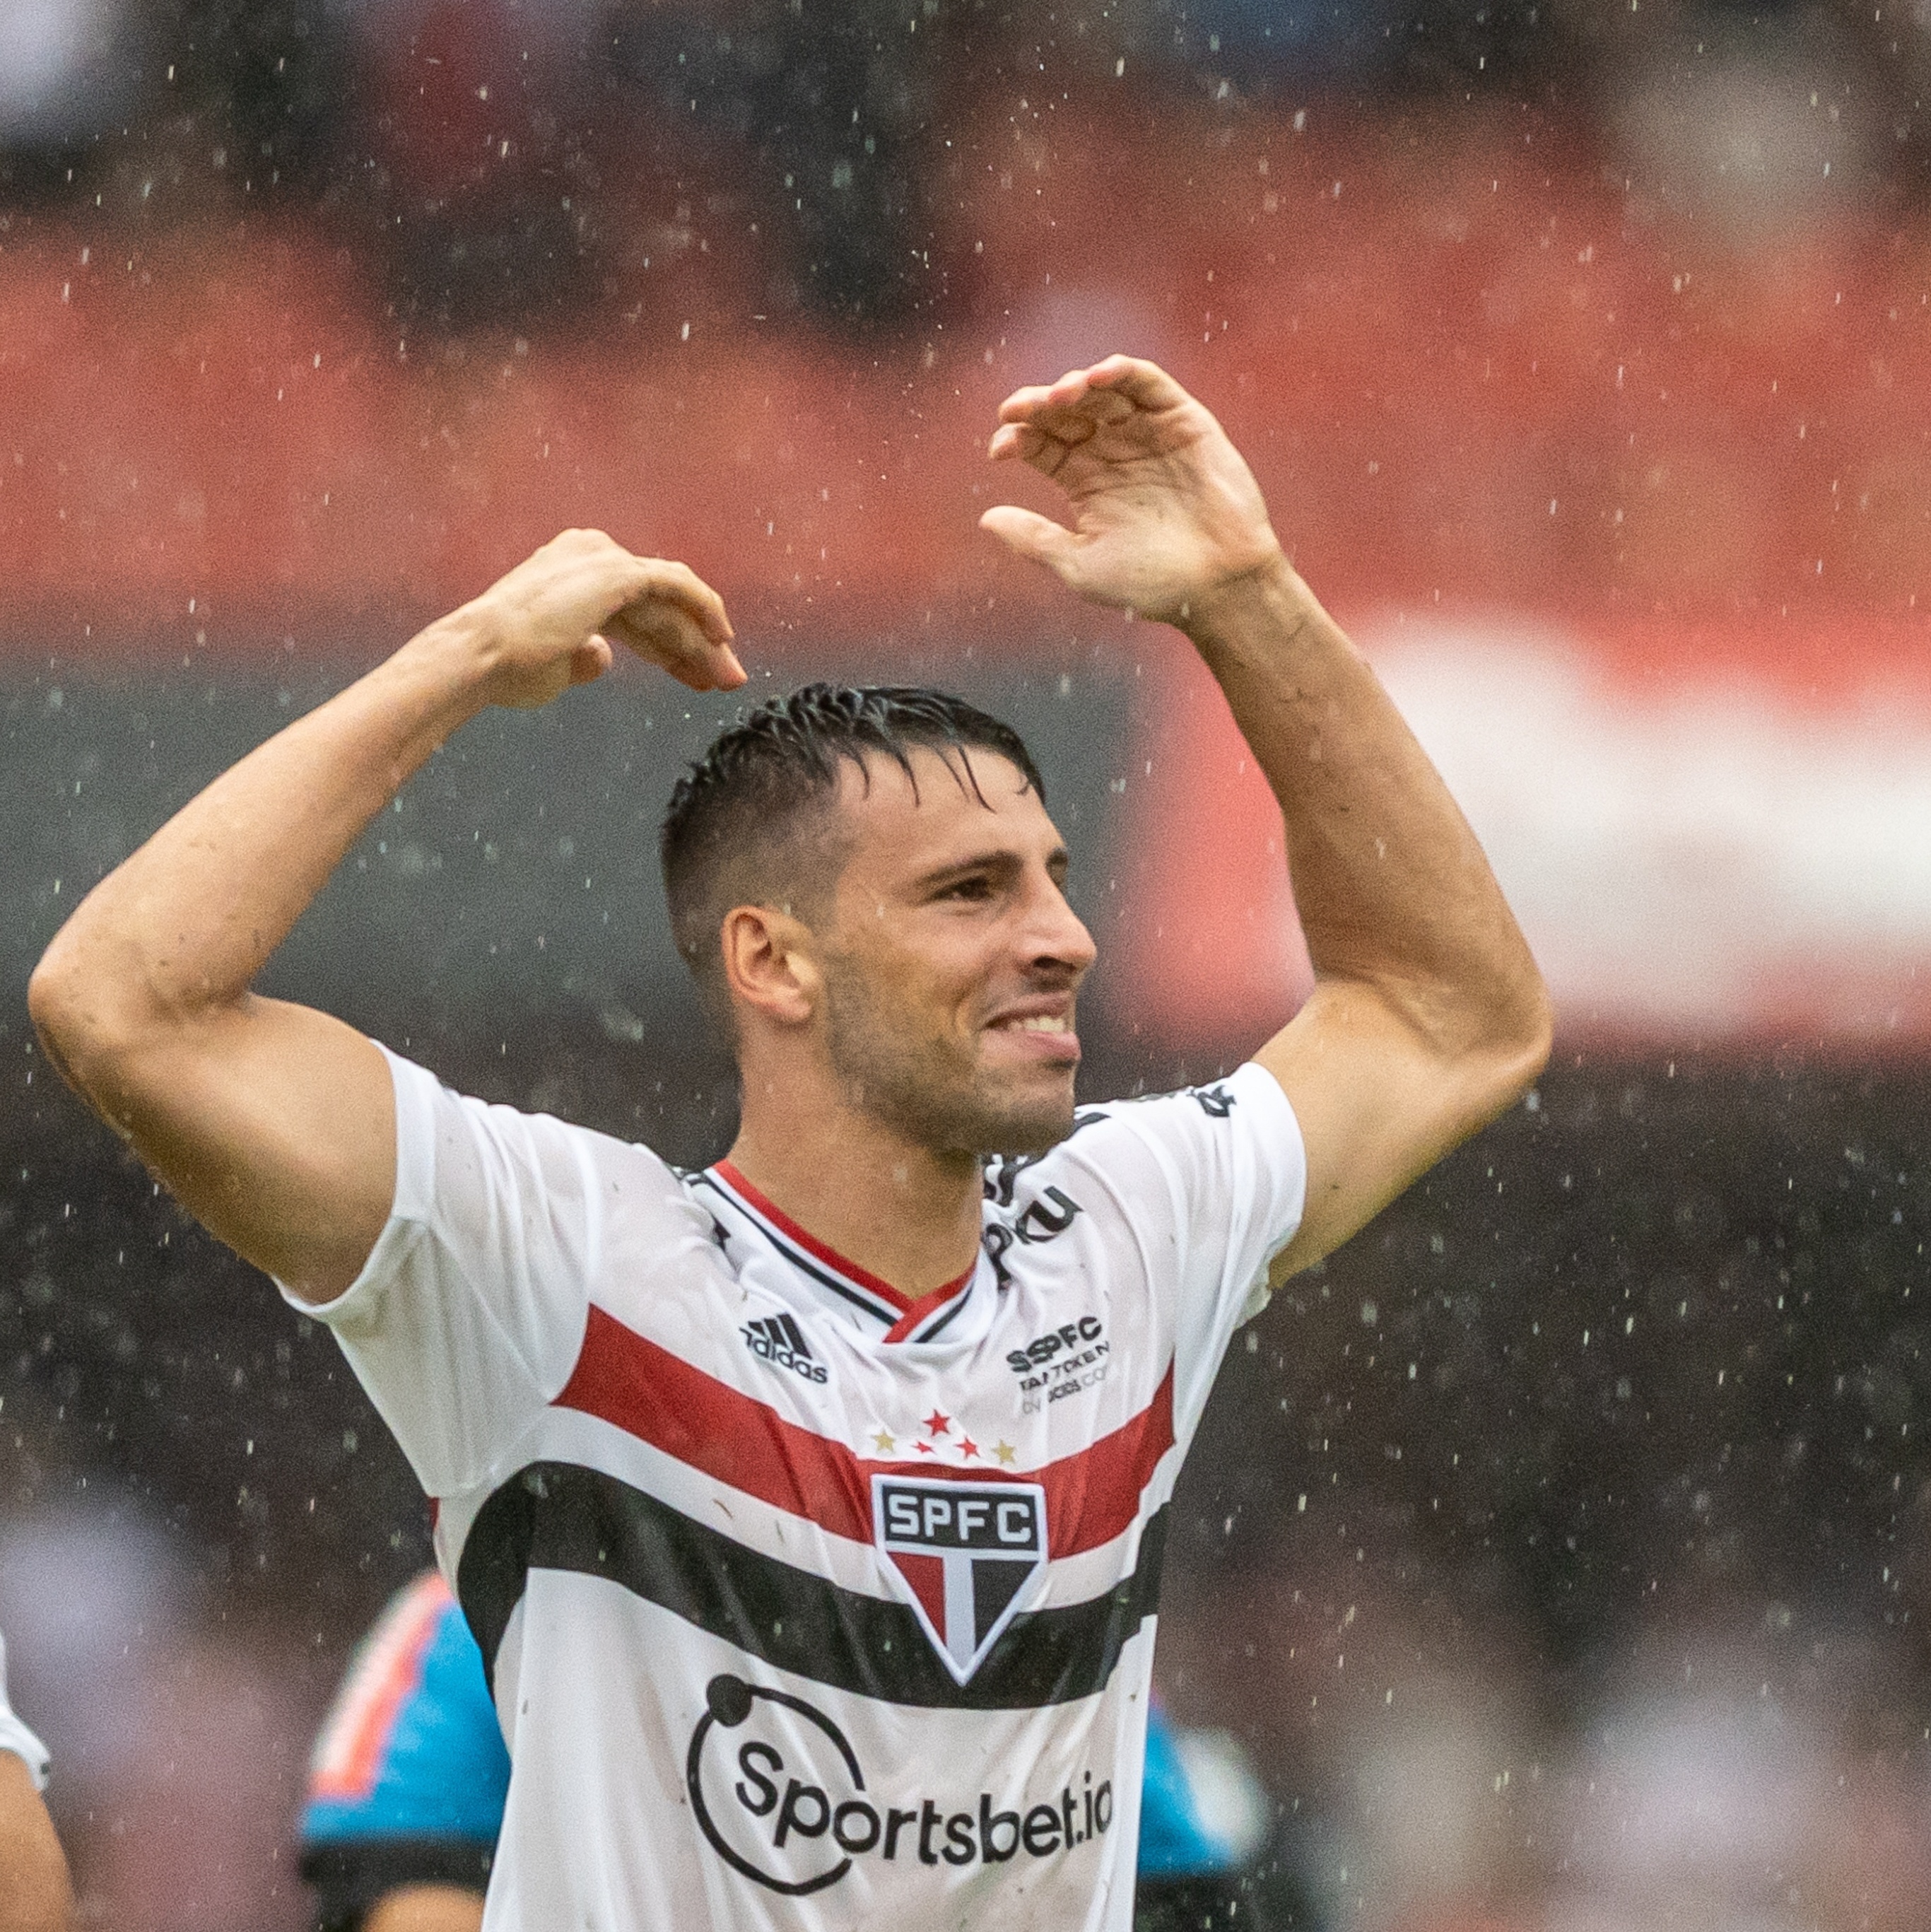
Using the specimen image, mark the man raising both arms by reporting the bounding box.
[30,358,1549,1930]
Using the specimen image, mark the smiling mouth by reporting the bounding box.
[1005,1015,1071,1035]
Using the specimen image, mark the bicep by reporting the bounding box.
[1255,980,1512,1280]
[98,995,395,1304]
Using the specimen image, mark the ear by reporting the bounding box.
[720,904,821,1027]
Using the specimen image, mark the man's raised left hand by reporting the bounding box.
[980,356,1284,626]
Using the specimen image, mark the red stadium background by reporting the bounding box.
[8,103,1930,1046]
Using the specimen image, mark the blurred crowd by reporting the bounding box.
[8,0,1931,335]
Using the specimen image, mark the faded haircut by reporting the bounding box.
[660,684,1046,1034]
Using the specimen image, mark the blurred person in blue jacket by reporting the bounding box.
[0,1631,74,1932]
[299,1571,1300,1932]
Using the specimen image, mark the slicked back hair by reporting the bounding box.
[661,684,1047,1035]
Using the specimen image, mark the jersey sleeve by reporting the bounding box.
[278,1046,620,1498]
[0,1632,50,1793]
[1054,1061,1305,1434]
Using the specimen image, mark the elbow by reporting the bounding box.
[1475,965,1554,1118]
[27,946,83,1062]
[28,945,95,1094]
[28,937,142,1101]
[1509,987,1555,1096]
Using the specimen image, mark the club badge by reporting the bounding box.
[871,1475,1048,1685]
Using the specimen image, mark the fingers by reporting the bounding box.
[987,422,1063,470]
[604,593,745,693]
[979,505,1082,584]
[527,532,735,648]
[1081,354,1193,411]
[633,558,744,688]
[987,363,1145,473]
[994,354,1190,427]
[623,556,735,646]
[592,546,744,691]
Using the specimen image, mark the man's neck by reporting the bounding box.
[726,1096,984,1304]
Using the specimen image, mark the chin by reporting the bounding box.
[966,1085,1079,1158]
[980,1116,1076,1158]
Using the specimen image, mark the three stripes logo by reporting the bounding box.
[741,1312,829,1385]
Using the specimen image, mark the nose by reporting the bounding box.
[1022,868,1098,980]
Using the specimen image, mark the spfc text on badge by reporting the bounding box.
[871,1475,1048,1685]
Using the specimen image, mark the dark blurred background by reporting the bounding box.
[6,3,1931,1927]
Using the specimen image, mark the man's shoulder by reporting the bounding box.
[391,1048,696,1193]
[982,1073,1267,1201]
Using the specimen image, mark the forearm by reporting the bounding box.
[30,616,491,1073]
[1184,557,1546,1053]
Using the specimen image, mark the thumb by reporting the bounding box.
[569,636,616,687]
[979,505,1083,583]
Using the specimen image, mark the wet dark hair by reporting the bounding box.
[661,684,1045,1031]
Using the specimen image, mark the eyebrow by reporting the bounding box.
[911,845,1070,893]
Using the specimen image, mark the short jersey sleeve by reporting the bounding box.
[0,1632,50,1793]
[1040,1061,1305,1436]
[278,1046,681,1499]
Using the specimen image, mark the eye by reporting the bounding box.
[939,874,996,903]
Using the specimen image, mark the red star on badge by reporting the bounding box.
[958,1437,980,1460]
[915,1440,936,1454]
[923,1410,951,1436]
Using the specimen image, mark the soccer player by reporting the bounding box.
[0,1632,75,1932]
[30,356,1550,1929]
[297,1571,1290,1932]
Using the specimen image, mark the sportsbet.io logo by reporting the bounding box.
[686,1673,1115,1897]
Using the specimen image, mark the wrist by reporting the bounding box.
[1178,551,1320,664]
[384,604,505,725]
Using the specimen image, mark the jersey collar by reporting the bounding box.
[701,1160,978,1346]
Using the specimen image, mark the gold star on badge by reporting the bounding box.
[871,1429,896,1455]
[992,1440,1017,1466]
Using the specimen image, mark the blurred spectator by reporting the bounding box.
[181,1,359,206]
[0,1630,71,1932]
[609,0,950,327]
[297,1569,1318,1931]
[317,0,962,333]
[0,1506,312,1931]
[1610,4,1884,236]
[336,0,611,331]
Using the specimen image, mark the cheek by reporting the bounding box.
[831,943,956,1042]
[875,933,987,1012]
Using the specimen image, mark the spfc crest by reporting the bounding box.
[871,1475,1048,1685]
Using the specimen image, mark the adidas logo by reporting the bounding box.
[741,1313,829,1384]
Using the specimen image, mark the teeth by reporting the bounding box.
[1014,1015,1068,1034]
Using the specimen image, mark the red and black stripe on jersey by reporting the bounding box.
[452,1304,1174,1708]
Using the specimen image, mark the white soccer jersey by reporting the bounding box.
[289,1048,1305,1931]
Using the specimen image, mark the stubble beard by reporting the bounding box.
[820,958,1076,1159]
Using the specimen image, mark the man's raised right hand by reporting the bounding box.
[28,530,739,1306]
[443,530,744,710]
